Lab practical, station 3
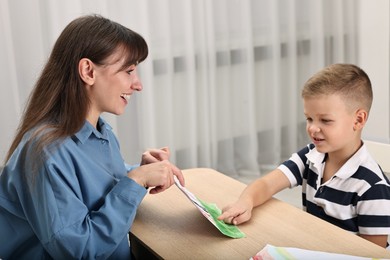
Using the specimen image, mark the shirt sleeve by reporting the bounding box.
[278,145,312,187]
[25,159,147,259]
[125,162,140,172]
[357,181,390,235]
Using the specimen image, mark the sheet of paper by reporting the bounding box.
[251,244,387,260]
[174,176,245,238]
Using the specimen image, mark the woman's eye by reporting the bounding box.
[126,69,134,75]
[322,119,332,123]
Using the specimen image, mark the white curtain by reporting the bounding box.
[0,0,358,178]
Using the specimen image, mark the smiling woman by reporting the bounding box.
[0,14,185,259]
[80,52,142,126]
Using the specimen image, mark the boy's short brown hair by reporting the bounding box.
[301,63,373,113]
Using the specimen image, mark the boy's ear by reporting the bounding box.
[78,58,95,85]
[354,109,368,130]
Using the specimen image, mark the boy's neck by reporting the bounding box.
[322,139,363,182]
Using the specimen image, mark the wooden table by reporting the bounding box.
[130,168,390,259]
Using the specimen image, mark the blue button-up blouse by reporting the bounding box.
[0,118,147,259]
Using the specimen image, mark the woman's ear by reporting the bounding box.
[354,109,368,131]
[78,58,95,85]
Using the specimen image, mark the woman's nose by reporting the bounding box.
[132,81,143,91]
[131,71,143,91]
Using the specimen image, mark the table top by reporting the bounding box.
[130,168,390,259]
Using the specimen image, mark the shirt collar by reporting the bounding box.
[73,117,113,144]
[306,141,370,179]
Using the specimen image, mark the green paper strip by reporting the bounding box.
[198,198,246,239]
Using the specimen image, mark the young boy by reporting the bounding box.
[218,63,390,248]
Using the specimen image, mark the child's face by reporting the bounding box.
[303,94,358,155]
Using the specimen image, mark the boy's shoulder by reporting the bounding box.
[350,145,390,186]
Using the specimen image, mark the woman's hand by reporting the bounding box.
[128,147,185,193]
[140,147,170,165]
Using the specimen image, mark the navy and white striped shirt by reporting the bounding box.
[278,142,390,235]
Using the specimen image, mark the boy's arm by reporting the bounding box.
[218,169,291,225]
[359,234,388,248]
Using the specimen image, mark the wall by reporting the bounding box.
[358,0,390,143]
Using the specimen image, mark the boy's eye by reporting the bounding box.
[306,118,312,122]
[127,69,134,75]
[321,119,332,123]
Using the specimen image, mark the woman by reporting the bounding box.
[0,14,184,259]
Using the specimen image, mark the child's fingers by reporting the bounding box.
[217,210,236,222]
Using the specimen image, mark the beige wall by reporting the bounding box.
[358,0,390,142]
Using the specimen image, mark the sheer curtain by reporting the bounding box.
[0,0,358,178]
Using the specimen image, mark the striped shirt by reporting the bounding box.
[278,142,390,235]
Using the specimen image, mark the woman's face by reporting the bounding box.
[86,49,143,125]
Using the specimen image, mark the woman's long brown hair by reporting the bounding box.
[4,14,148,175]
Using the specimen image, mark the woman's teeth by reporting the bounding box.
[121,94,130,101]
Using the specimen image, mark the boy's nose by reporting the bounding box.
[308,124,320,133]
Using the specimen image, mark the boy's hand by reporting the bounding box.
[217,201,253,225]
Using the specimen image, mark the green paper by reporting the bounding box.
[198,198,246,239]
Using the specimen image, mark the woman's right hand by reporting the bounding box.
[127,160,183,194]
